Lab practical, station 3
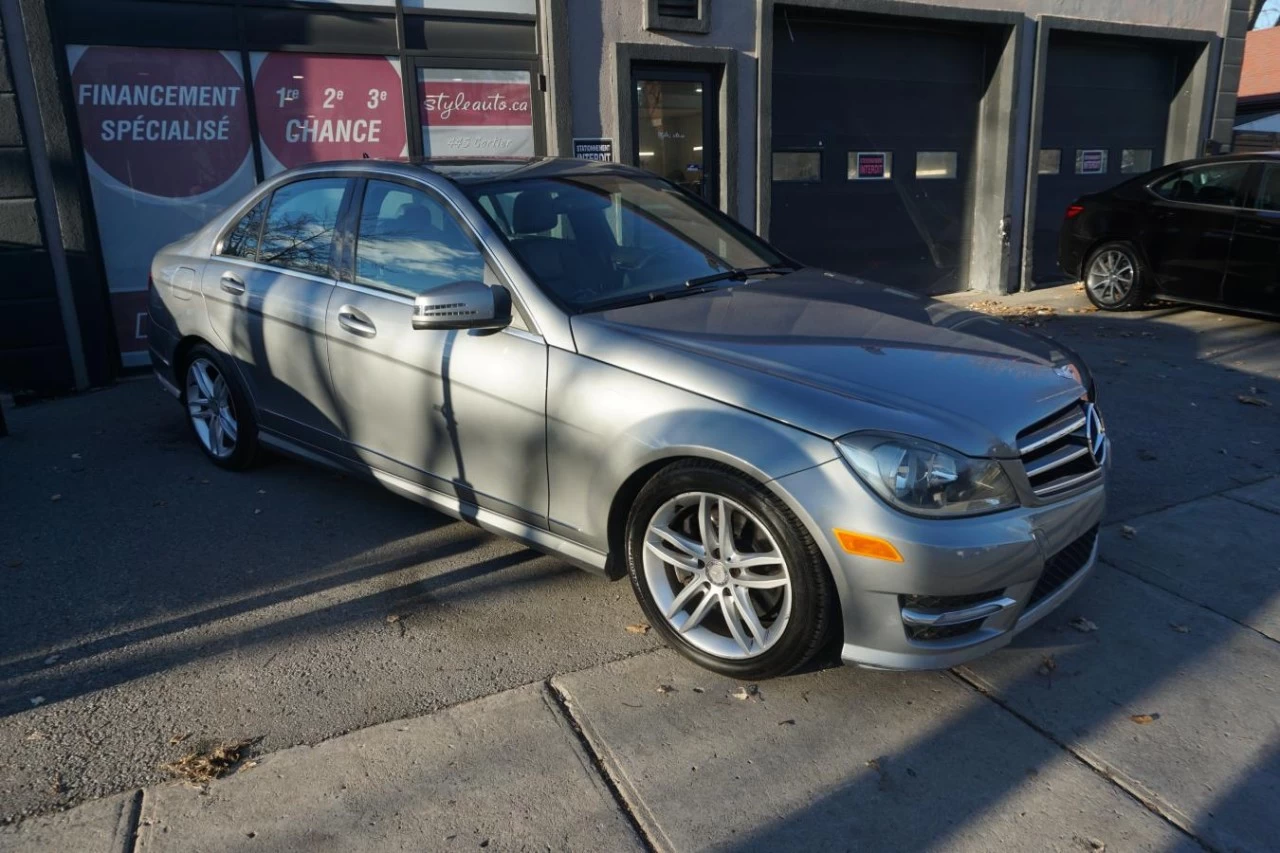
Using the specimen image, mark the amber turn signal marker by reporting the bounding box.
[833,529,904,562]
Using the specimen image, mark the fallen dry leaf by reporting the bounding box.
[1238,395,1271,407]
[5,559,22,568]
[49,494,62,503]
[29,696,45,707]
[169,732,192,746]
[385,614,401,624]
[1037,655,1057,677]
[42,654,60,666]
[1129,713,1159,725]
[777,719,796,726]
[731,684,762,701]
[163,737,260,785]
[691,686,705,694]
[70,453,81,460]
[1120,525,1137,539]
[1137,449,1158,462]
[1170,623,1190,634]
[25,730,47,742]
[656,684,676,695]
[1069,617,1098,633]
[624,623,651,635]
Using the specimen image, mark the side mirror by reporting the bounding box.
[412,281,512,332]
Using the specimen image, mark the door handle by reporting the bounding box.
[219,272,246,295]
[337,306,377,338]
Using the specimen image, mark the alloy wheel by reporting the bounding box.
[186,357,238,459]
[1086,249,1135,305]
[642,492,792,660]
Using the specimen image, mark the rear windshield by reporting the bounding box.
[463,173,786,312]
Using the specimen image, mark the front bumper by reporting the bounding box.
[772,458,1106,670]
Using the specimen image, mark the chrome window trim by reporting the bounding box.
[1142,160,1268,213]
[217,256,337,287]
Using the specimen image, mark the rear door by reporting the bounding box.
[1224,162,1280,314]
[324,177,549,523]
[201,176,354,451]
[1142,163,1251,302]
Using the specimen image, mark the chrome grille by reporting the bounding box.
[1017,402,1105,498]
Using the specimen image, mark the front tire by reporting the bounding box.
[180,344,259,470]
[625,460,835,680]
[1083,241,1147,311]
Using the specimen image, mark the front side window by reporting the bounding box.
[221,198,267,259]
[465,172,787,311]
[258,178,347,276]
[1151,164,1251,208]
[1254,164,1280,211]
[354,180,487,294]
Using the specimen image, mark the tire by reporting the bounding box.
[179,344,260,470]
[625,460,836,680]
[1083,241,1148,311]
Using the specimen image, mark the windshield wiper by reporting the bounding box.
[580,284,721,313]
[683,265,797,289]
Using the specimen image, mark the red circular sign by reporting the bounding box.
[253,54,407,170]
[71,47,252,198]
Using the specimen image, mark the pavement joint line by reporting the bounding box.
[945,668,1217,853]
[1220,491,1280,518]
[546,674,669,853]
[1095,554,1279,647]
[1106,471,1280,526]
[121,789,143,853]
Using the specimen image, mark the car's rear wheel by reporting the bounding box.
[1084,242,1147,311]
[181,344,259,470]
[625,460,835,679]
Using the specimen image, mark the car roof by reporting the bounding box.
[285,156,654,186]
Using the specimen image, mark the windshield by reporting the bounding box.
[463,173,790,312]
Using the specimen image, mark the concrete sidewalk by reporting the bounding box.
[4,478,1278,852]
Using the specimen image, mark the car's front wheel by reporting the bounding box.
[181,344,259,470]
[1083,242,1147,311]
[625,460,835,679]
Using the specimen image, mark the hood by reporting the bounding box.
[569,269,1090,458]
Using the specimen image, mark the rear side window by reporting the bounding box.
[1151,164,1251,208]
[258,178,348,277]
[354,180,486,295]
[220,199,267,260]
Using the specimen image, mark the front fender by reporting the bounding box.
[546,348,837,553]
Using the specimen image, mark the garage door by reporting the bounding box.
[770,10,989,294]
[1032,33,1176,283]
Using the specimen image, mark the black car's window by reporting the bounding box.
[1254,165,1280,212]
[220,198,267,260]
[258,178,347,277]
[464,173,787,311]
[354,181,488,296]
[1151,164,1251,208]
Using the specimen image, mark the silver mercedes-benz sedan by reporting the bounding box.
[148,157,1107,679]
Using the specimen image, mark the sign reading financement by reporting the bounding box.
[252,53,408,175]
[68,45,256,365]
[573,138,613,162]
[419,68,534,156]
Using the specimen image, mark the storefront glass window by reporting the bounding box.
[251,53,408,176]
[1038,149,1061,175]
[67,45,257,366]
[1121,149,1153,175]
[915,151,957,179]
[634,77,709,198]
[417,68,535,157]
[404,0,535,11]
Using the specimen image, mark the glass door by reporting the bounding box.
[631,65,718,204]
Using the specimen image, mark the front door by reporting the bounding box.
[1224,161,1280,314]
[631,65,718,205]
[1145,162,1251,301]
[201,177,352,451]
[324,178,549,523]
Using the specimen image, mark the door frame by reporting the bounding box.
[612,42,738,217]
[629,63,720,205]
[1020,16,1217,291]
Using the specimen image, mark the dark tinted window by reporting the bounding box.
[1255,164,1280,212]
[221,198,267,260]
[354,180,486,294]
[1151,164,1251,208]
[259,178,347,276]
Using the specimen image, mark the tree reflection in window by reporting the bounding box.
[258,179,347,277]
[355,181,486,294]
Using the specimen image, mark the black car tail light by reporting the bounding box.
[1065,204,1084,219]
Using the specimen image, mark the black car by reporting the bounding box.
[1059,152,1280,315]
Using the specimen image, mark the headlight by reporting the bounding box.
[836,433,1018,517]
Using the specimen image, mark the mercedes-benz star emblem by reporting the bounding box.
[1084,403,1107,466]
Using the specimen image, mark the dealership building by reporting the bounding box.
[0,0,1255,394]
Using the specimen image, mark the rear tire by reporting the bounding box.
[625,460,836,680]
[1083,241,1147,311]
[180,344,260,471]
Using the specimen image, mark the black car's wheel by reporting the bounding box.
[180,344,260,470]
[625,460,836,680]
[1083,242,1147,311]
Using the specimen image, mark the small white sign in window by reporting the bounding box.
[1076,149,1108,175]
[848,151,891,180]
